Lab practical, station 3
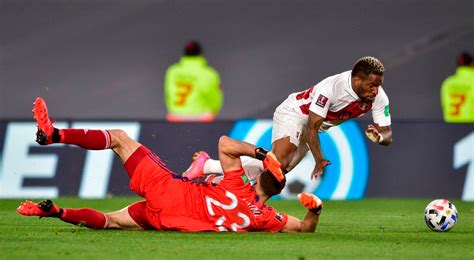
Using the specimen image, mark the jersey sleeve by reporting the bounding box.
[308,81,335,118]
[371,87,391,126]
[256,205,288,232]
[220,168,250,192]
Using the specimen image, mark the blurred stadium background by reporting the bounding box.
[1,0,472,200]
[1,0,473,258]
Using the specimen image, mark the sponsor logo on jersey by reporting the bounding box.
[316,94,328,108]
[275,213,284,222]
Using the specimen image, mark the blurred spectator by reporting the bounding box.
[164,41,223,122]
[441,52,474,123]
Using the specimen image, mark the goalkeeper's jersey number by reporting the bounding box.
[205,190,250,232]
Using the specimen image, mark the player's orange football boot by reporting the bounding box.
[182,151,210,179]
[32,97,55,145]
[17,199,60,218]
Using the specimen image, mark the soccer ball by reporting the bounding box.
[424,199,458,232]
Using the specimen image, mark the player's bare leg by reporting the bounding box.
[17,199,108,229]
[107,129,141,163]
[32,97,140,163]
[17,200,143,230]
[104,206,143,230]
[271,136,298,173]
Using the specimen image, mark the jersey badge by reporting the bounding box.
[316,94,328,108]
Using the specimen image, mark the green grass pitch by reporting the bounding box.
[1,198,473,259]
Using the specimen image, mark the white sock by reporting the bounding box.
[203,157,264,181]
[203,159,224,174]
[241,157,264,180]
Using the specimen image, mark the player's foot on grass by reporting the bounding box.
[17,199,60,218]
[182,151,210,179]
[33,97,55,145]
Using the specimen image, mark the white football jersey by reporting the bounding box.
[285,70,391,131]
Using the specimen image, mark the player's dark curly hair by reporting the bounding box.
[352,56,385,78]
[259,169,286,197]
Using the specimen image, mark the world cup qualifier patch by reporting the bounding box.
[316,94,328,108]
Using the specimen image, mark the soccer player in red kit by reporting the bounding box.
[17,97,322,233]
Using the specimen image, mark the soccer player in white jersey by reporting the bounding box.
[185,56,392,181]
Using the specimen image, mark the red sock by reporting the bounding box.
[60,208,107,229]
[59,129,111,150]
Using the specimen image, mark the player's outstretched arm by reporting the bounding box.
[307,112,331,179]
[280,193,322,233]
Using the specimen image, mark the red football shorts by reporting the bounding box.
[123,145,177,198]
[123,145,196,230]
[127,200,154,230]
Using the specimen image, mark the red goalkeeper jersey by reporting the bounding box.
[126,147,287,232]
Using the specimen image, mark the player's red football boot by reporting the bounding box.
[182,151,210,179]
[17,199,60,218]
[32,97,55,145]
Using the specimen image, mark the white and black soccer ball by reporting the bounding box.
[424,199,458,232]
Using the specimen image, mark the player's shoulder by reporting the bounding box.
[315,70,351,96]
[321,70,350,85]
[166,63,181,74]
[375,86,389,105]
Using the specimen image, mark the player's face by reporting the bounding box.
[355,74,384,102]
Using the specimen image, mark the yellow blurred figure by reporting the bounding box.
[164,41,223,122]
[441,52,474,123]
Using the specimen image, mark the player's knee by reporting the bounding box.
[108,129,130,148]
[104,213,119,228]
[218,135,231,151]
[273,150,290,170]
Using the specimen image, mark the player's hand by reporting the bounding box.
[263,152,284,182]
[365,124,383,144]
[311,159,330,179]
[298,192,323,214]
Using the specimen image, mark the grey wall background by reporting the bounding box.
[1,0,473,120]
